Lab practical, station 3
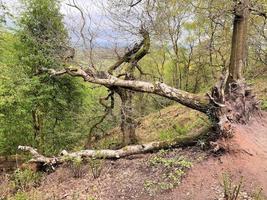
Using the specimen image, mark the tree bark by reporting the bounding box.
[116,88,137,146]
[17,126,208,169]
[207,0,260,132]
[107,29,150,146]
[41,67,210,113]
[228,0,249,82]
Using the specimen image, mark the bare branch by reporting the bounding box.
[108,28,150,74]
[89,91,115,137]
[130,0,143,8]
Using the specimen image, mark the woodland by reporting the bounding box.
[0,0,266,199]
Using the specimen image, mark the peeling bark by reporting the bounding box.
[40,67,210,113]
[18,127,208,170]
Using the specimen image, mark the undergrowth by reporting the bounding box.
[10,169,42,192]
[64,156,86,178]
[159,117,208,141]
[144,149,192,195]
[88,157,105,179]
[222,173,243,200]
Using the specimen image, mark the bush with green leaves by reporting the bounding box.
[8,192,29,200]
[145,150,192,194]
[10,169,42,192]
[66,156,85,178]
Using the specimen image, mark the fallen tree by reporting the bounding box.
[18,126,209,171]
[18,0,264,169]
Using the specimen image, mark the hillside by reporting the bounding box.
[1,77,267,200]
[1,0,267,199]
[1,114,266,200]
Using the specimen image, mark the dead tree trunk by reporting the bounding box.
[107,28,150,146]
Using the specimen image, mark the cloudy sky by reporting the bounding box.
[3,0,136,47]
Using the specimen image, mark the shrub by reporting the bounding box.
[64,156,85,178]
[8,192,29,200]
[10,169,42,192]
[145,152,192,194]
[88,157,105,179]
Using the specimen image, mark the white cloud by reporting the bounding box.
[2,0,133,47]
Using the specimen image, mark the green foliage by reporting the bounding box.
[261,100,267,110]
[149,154,192,169]
[145,150,192,194]
[159,117,207,141]
[10,169,42,192]
[64,156,86,178]
[87,196,97,200]
[88,157,105,179]
[0,0,96,156]
[8,192,29,200]
[18,0,68,72]
[64,155,105,179]
[93,136,122,149]
[19,0,86,154]
[0,0,266,159]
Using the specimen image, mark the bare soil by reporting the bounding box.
[1,113,267,200]
[158,112,267,200]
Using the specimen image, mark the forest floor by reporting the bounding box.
[1,112,267,200]
[1,77,267,200]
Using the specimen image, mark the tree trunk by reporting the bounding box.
[208,0,260,137]
[228,0,249,82]
[117,88,137,146]
[32,109,43,149]
[17,126,208,169]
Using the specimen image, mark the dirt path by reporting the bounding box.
[157,112,267,200]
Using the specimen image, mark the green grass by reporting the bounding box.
[92,77,267,149]
[93,104,211,149]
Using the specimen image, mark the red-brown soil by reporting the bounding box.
[1,113,267,200]
[161,112,267,200]
[159,112,267,200]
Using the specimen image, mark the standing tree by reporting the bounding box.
[0,0,84,155]
[19,0,265,162]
